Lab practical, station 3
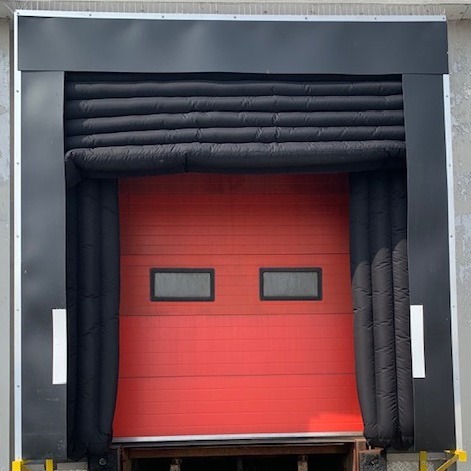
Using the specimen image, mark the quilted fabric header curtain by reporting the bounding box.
[64,73,406,182]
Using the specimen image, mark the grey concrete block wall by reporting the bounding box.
[448,19,471,471]
[0,18,10,471]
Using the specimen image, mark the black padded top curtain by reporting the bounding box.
[64,73,412,460]
[64,73,406,182]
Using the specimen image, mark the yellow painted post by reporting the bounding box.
[445,450,468,462]
[12,461,23,471]
[45,460,54,471]
[419,451,428,471]
[435,450,468,471]
[436,455,459,471]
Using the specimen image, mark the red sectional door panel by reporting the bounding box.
[114,174,363,439]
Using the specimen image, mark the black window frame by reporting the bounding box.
[150,268,216,302]
[259,267,323,301]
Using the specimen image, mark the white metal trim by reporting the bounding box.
[15,10,446,21]
[443,73,463,452]
[13,9,22,460]
[410,305,426,379]
[52,309,67,385]
[113,432,364,444]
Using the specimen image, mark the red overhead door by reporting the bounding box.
[114,173,363,439]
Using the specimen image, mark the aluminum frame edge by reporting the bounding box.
[443,74,463,454]
[13,8,22,461]
[113,431,365,444]
[14,9,447,21]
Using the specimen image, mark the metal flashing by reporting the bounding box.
[13,10,22,460]
[113,431,365,444]
[443,74,463,452]
[15,10,447,21]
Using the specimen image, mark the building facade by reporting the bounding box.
[1,2,471,470]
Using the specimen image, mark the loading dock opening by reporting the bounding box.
[120,440,364,471]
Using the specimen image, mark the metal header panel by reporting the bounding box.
[18,14,448,74]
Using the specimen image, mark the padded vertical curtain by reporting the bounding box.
[64,73,412,459]
[67,179,120,460]
[350,169,413,449]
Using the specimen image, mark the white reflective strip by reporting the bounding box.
[52,309,67,385]
[410,305,426,379]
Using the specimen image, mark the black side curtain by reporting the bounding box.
[64,73,412,459]
[350,169,413,449]
[66,179,120,460]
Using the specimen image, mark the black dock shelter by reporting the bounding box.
[17,13,454,463]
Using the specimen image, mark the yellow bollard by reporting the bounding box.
[419,451,427,471]
[11,461,23,471]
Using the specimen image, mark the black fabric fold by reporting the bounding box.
[65,141,405,179]
[66,110,405,137]
[66,80,402,99]
[66,180,120,459]
[66,95,404,119]
[370,172,399,448]
[350,173,377,442]
[66,126,405,150]
[390,171,414,448]
[350,170,413,450]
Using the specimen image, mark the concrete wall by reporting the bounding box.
[0,18,10,471]
[448,19,471,471]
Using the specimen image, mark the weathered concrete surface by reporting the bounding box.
[387,452,446,471]
[448,19,471,471]
[0,18,10,471]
